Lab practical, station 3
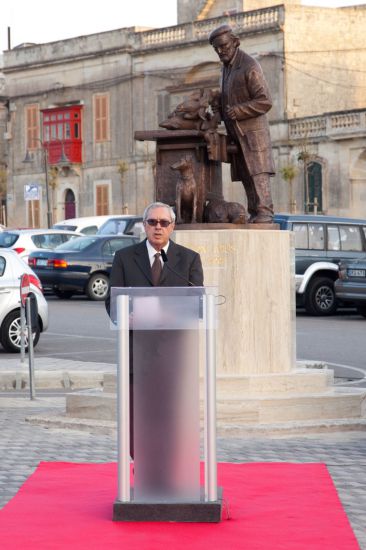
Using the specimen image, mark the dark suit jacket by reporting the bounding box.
[220,48,275,177]
[105,239,204,314]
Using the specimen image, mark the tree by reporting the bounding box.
[280,164,298,213]
[296,136,315,213]
[48,166,60,222]
[117,160,129,214]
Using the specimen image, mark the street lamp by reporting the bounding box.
[23,138,69,228]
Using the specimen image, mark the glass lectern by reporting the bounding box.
[110,287,222,522]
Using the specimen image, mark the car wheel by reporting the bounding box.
[0,310,40,353]
[54,289,74,299]
[86,273,109,301]
[304,276,338,316]
[357,305,366,319]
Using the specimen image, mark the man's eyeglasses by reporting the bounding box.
[145,219,172,228]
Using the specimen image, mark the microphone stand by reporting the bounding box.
[160,249,194,286]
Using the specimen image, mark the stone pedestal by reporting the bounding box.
[174,228,295,376]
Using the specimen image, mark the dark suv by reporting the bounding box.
[274,214,366,315]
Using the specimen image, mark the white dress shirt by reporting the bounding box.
[146,240,170,267]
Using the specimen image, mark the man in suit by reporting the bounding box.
[209,24,275,224]
[106,202,203,495]
[106,202,203,297]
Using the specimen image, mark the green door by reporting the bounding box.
[307,162,323,213]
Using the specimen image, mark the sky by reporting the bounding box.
[1,0,365,53]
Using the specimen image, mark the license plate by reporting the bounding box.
[37,259,48,266]
[348,268,366,277]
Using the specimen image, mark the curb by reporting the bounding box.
[0,370,107,391]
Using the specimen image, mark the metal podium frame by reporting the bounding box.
[111,286,222,522]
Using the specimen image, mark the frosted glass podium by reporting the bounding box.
[110,287,222,522]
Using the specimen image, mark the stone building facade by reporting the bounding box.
[1,1,365,227]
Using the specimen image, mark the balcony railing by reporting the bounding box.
[289,110,366,141]
[138,5,283,49]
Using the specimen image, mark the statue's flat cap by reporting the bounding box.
[209,24,233,44]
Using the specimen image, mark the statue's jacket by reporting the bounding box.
[219,48,276,177]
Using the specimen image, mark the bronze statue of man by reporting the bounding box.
[209,24,275,223]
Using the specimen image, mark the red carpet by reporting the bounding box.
[0,462,359,549]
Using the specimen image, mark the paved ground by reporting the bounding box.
[0,357,365,548]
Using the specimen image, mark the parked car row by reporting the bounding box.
[26,213,366,315]
[0,216,144,353]
[1,212,366,356]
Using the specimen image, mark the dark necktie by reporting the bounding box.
[151,252,162,286]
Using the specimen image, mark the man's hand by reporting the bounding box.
[226,105,237,120]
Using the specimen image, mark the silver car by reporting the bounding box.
[0,249,48,352]
[0,229,82,263]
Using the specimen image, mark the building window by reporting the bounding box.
[96,183,109,215]
[25,104,40,150]
[94,94,110,142]
[42,105,82,164]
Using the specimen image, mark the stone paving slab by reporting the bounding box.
[0,357,115,391]
[0,396,365,548]
[0,357,115,372]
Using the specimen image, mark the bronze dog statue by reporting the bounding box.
[171,155,198,224]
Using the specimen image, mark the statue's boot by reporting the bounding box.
[242,181,258,223]
[251,173,274,224]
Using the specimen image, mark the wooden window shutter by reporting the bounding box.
[96,184,109,215]
[26,104,40,149]
[27,200,40,228]
[94,94,109,142]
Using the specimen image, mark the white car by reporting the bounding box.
[0,249,48,352]
[53,215,117,235]
[0,229,82,263]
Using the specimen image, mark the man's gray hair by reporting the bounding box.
[143,202,176,222]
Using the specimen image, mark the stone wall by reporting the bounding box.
[284,5,366,119]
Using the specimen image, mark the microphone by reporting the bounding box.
[160,249,194,286]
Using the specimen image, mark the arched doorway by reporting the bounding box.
[307,162,323,213]
[64,189,76,219]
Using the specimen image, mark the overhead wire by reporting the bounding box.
[284,60,366,89]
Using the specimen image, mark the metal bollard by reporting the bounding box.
[25,296,36,400]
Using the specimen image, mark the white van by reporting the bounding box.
[53,216,116,235]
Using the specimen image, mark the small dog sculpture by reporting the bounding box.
[203,199,247,224]
[171,155,198,224]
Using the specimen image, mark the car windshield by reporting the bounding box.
[54,236,98,252]
[0,232,20,247]
[98,219,128,235]
[53,224,77,231]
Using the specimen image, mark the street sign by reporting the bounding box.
[24,184,41,201]
[20,273,30,307]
